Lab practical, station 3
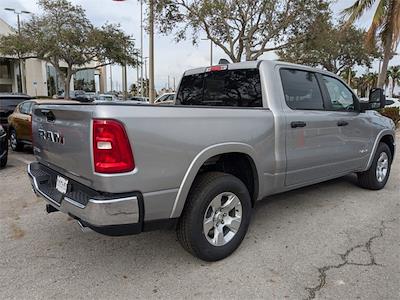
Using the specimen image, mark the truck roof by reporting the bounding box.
[183,60,331,77]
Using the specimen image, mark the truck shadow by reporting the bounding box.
[34,174,363,265]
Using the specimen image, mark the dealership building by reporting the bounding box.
[0,17,107,97]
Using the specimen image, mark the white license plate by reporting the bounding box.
[56,175,69,194]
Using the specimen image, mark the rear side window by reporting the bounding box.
[176,69,262,107]
[19,102,32,114]
[280,69,324,110]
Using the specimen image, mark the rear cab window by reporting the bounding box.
[176,68,262,107]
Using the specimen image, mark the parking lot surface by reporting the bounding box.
[1,137,399,299]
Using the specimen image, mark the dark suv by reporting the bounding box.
[0,94,32,132]
[0,124,7,168]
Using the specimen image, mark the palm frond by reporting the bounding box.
[342,0,377,26]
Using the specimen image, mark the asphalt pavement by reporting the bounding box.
[0,138,399,299]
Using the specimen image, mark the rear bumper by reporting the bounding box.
[27,162,143,233]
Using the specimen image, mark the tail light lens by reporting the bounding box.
[93,119,135,173]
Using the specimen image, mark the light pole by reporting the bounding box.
[109,64,113,91]
[201,38,213,66]
[4,8,31,94]
[122,38,135,100]
[148,0,155,103]
[144,57,149,97]
[140,0,144,97]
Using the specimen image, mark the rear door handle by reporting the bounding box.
[337,121,349,127]
[291,121,306,128]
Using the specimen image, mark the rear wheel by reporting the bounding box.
[357,142,392,190]
[177,172,252,261]
[10,129,23,152]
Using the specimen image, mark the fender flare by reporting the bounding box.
[364,130,396,171]
[169,142,260,218]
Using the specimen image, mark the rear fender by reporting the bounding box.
[169,142,260,218]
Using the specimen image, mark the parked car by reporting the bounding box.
[95,94,119,102]
[56,90,92,102]
[154,93,175,105]
[0,124,8,168]
[384,97,400,108]
[8,99,76,151]
[0,94,32,132]
[28,61,395,261]
[129,96,149,102]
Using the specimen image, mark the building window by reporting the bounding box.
[0,59,12,80]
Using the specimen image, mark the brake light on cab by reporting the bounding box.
[92,119,135,173]
[205,65,228,72]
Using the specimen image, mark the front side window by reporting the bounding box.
[176,69,262,107]
[322,75,355,111]
[280,69,324,110]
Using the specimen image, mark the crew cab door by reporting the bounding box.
[280,68,353,186]
[318,74,371,171]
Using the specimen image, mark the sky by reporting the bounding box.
[0,0,399,91]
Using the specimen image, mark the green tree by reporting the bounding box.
[278,14,378,74]
[154,0,329,62]
[0,0,138,99]
[343,0,400,88]
[340,68,357,87]
[387,66,400,96]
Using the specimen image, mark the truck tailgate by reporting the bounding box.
[32,105,94,185]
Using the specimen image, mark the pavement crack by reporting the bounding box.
[304,219,396,300]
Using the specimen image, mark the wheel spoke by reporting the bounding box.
[213,226,225,246]
[203,217,214,234]
[221,194,240,213]
[209,194,222,212]
[225,216,241,233]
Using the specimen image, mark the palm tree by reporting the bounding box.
[343,1,400,88]
[387,65,400,96]
[360,72,379,96]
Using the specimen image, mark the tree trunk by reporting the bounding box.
[391,81,395,97]
[64,69,73,99]
[377,30,393,88]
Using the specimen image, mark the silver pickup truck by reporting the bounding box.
[28,60,396,261]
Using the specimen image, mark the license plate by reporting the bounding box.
[56,175,68,194]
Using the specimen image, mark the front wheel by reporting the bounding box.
[357,142,392,190]
[177,172,252,261]
[0,152,7,168]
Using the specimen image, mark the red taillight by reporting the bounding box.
[206,65,228,72]
[93,119,135,174]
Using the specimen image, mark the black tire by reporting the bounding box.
[177,172,252,261]
[0,153,7,168]
[9,129,23,152]
[357,142,392,190]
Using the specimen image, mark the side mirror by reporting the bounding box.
[368,88,385,109]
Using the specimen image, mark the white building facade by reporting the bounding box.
[0,17,107,97]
